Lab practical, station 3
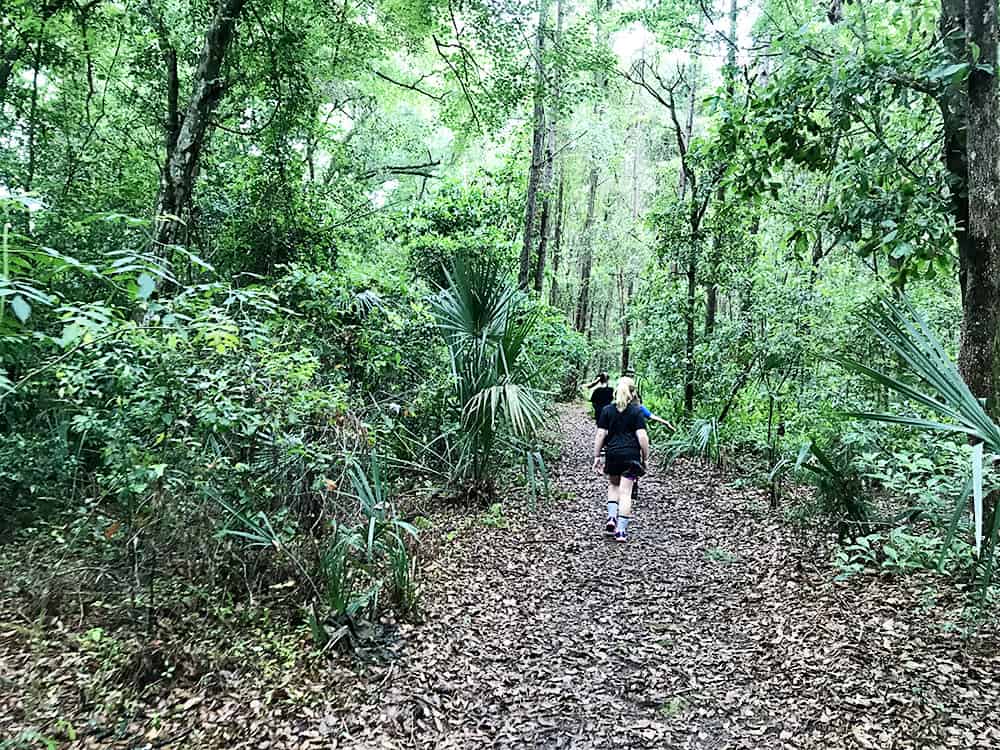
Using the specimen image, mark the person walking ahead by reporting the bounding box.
[592,377,649,542]
[585,373,614,424]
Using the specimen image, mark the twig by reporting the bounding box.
[373,70,444,101]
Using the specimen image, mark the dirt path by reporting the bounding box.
[327,405,1000,749]
[5,405,999,748]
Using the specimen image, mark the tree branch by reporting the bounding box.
[373,69,444,101]
[360,160,442,180]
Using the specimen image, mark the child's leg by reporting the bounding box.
[618,476,634,517]
[616,475,635,537]
[605,477,620,533]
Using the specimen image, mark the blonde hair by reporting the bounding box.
[614,377,635,412]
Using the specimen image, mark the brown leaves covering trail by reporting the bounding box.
[3,404,1000,748]
[331,406,1000,749]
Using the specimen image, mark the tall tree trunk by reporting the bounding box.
[705,0,738,338]
[684,242,697,414]
[574,0,612,331]
[534,0,563,294]
[955,0,1000,544]
[534,127,554,294]
[618,126,641,370]
[153,0,249,253]
[960,0,1000,411]
[518,0,550,289]
[575,166,598,331]
[549,171,565,308]
[619,272,633,372]
[680,67,698,415]
[936,0,986,399]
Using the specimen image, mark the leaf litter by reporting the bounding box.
[1,405,999,748]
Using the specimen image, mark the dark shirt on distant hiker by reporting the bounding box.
[590,386,613,422]
[597,402,646,459]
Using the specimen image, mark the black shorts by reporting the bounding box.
[605,454,645,479]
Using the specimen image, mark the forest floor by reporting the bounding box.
[3,404,1000,748]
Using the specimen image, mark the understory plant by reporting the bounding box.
[430,258,546,497]
[664,417,724,467]
[798,439,874,540]
[219,457,420,649]
[836,296,1000,590]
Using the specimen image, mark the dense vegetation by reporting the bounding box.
[2,0,1000,741]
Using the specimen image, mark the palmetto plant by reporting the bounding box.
[663,417,723,467]
[430,258,545,490]
[835,296,1000,586]
[798,440,873,539]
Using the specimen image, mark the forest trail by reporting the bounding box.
[12,406,998,748]
[325,405,999,749]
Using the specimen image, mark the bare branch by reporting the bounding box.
[361,160,442,180]
[373,69,444,101]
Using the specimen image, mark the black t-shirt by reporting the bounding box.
[598,402,647,456]
[590,386,613,420]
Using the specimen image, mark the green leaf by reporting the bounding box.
[10,294,30,323]
[926,62,970,83]
[972,441,984,556]
[136,272,156,301]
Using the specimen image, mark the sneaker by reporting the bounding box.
[614,530,628,543]
[605,517,617,535]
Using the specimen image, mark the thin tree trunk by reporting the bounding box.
[705,0,738,338]
[153,0,249,253]
[575,166,598,331]
[619,272,633,372]
[549,171,565,308]
[25,37,43,192]
[574,0,612,331]
[684,242,697,414]
[937,1,974,339]
[680,67,698,415]
[534,0,563,294]
[534,133,554,294]
[518,0,550,289]
[620,124,640,369]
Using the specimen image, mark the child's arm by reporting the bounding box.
[637,429,650,466]
[592,428,608,473]
[649,413,676,431]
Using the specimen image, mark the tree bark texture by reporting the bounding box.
[705,0,738,338]
[575,166,598,332]
[678,67,698,415]
[518,0,549,289]
[533,0,563,294]
[534,125,555,293]
[957,0,1000,410]
[153,0,249,252]
[574,0,612,332]
[549,172,565,308]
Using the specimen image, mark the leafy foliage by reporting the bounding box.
[430,258,547,493]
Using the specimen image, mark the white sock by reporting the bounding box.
[616,515,631,534]
[607,501,618,519]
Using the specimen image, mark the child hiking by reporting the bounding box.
[584,372,614,424]
[592,377,649,542]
